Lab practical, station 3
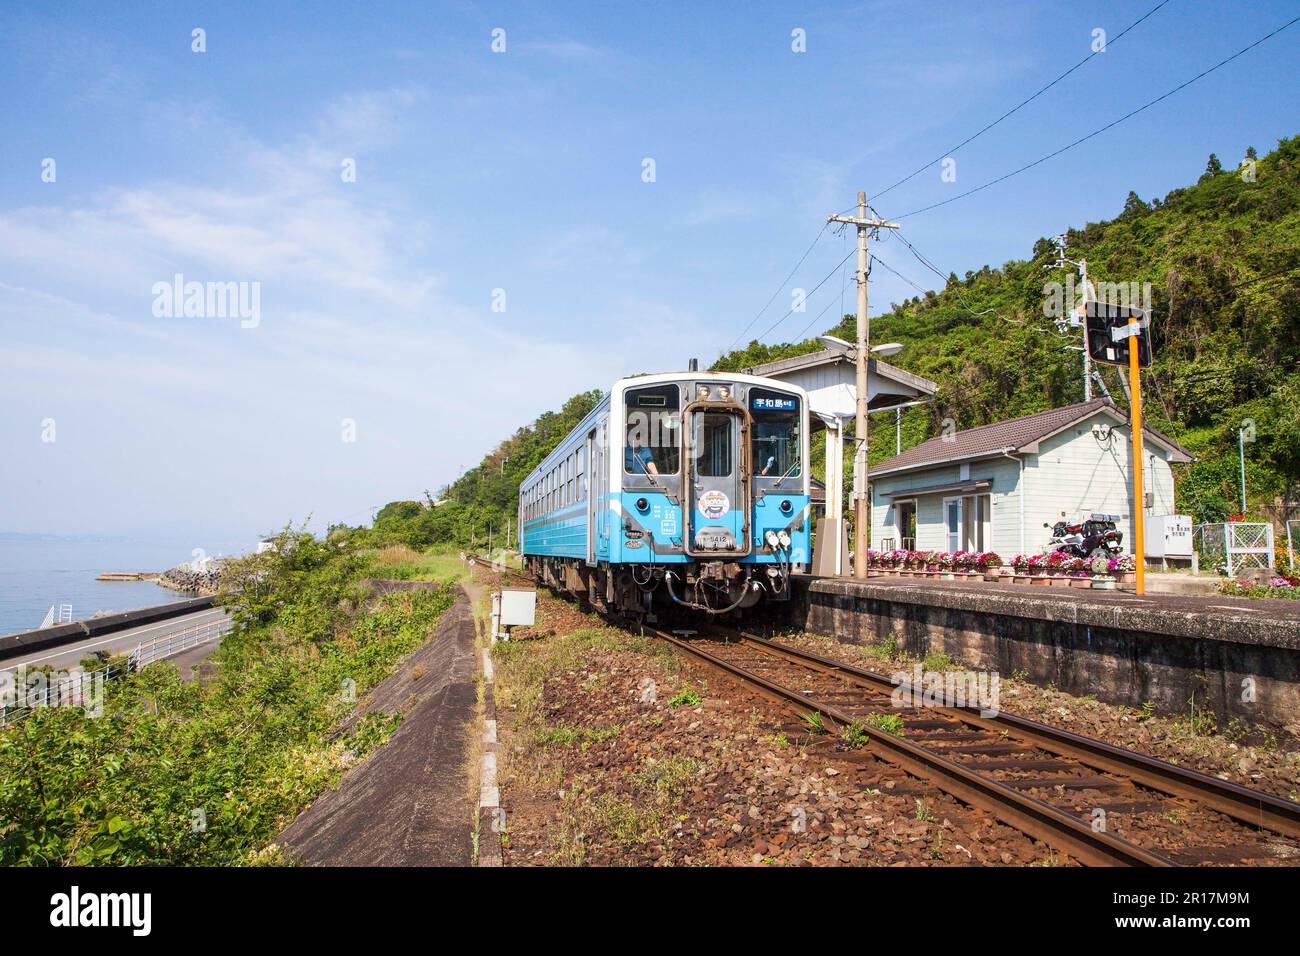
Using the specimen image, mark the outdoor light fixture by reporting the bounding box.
[817,335,903,358]
[698,384,711,400]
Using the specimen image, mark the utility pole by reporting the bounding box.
[1050,234,1096,402]
[828,192,899,579]
[1238,427,1248,515]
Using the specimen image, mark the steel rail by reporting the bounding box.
[721,629,1300,842]
[649,625,1174,867]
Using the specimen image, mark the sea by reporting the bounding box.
[0,533,251,637]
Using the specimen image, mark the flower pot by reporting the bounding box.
[1030,576,1052,586]
[1092,578,1117,590]
[1069,578,1093,589]
[940,572,955,580]
[1050,576,1073,587]
[1012,575,1031,584]
[983,573,1001,583]
[1119,573,1137,584]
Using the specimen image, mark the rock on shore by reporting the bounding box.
[157,561,227,596]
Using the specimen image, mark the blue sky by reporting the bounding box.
[2,0,1297,549]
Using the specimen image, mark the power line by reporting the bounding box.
[724,222,830,353]
[724,202,864,354]
[869,252,928,297]
[891,230,1008,320]
[891,14,1300,220]
[874,0,1174,201]
[754,245,857,342]
[792,276,854,341]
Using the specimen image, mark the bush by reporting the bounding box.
[0,533,455,866]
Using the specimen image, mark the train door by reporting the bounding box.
[585,428,597,566]
[685,409,749,555]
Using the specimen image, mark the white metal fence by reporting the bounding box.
[1,615,232,727]
[1193,521,1275,577]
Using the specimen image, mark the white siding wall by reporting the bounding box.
[869,410,1179,559]
[1024,419,1177,556]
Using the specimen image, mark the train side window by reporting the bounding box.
[624,383,681,476]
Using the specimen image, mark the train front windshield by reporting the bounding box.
[750,388,801,481]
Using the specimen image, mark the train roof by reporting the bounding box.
[610,370,810,398]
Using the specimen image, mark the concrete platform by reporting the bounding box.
[792,574,1300,729]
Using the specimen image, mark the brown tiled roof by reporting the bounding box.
[872,399,1193,476]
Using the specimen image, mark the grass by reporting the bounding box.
[800,711,827,735]
[534,723,622,748]
[842,714,905,748]
[922,651,954,672]
[865,713,906,737]
[367,546,469,584]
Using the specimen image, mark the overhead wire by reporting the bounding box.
[873,0,1175,201]
[889,14,1300,220]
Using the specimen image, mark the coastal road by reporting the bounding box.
[0,605,231,675]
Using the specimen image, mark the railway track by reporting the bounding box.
[467,559,1300,866]
[649,626,1300,868]
[464,552,535,586]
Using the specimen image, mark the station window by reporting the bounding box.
[624,383,681,476]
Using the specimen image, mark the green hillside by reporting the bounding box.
[717,135,1300,524]
[360,390,603,550]
[368,135,1298,546]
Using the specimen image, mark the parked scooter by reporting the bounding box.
[1043,514,1125,560]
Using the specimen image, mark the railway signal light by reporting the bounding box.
[1085,302,1152,368]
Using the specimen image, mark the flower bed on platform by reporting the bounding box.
[857,549,1137,589]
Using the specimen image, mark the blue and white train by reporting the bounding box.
[519,370,811,616]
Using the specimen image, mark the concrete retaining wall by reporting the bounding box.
[796,579,1300,730]
[0,597,217,661]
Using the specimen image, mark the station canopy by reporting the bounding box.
[743,347,938,430]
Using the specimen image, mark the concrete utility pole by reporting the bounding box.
[1051,234,1096,401]
[828,192,899,579]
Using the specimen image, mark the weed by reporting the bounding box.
[922,651,954,672]
[841,722,869,749]
[800,711,827,735]
[865,713,905,737]
[914,798,934,822]
[667,683,702,708]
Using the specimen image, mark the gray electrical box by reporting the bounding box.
[490,588,536,641]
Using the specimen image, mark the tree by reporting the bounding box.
[1205,153,1223,176]
[1120,190,1149,221]
[1246,145,1258,160]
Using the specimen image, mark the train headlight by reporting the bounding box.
[635,497,649,513]
[764,530,779,549]
[698,385,711,400]
[717,385,731,401]
[777,530,792,549]
[779,499,793,514]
